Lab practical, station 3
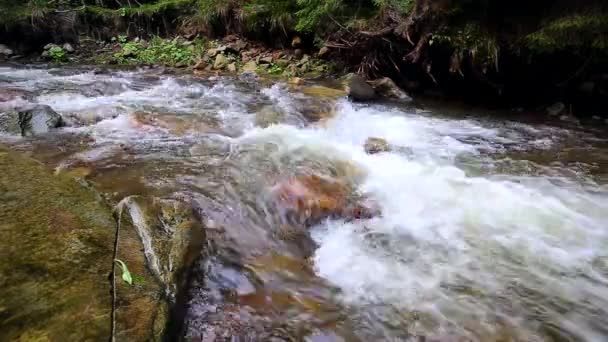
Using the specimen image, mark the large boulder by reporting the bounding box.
[0,105,64,136]
[342,74,375,101]
[0,150,165,341]
[369,77,413,102]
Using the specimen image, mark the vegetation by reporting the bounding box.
[112,36,203,66]
[48,46,68,62]
[1,0,606,110]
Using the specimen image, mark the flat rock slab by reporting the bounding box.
[0,148,164,341]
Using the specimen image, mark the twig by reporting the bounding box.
[328,15,355,37]
[109,202,126,342]
[359,26,395,37]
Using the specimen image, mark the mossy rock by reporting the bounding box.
[0,148,164,341]
[301,86,347,99]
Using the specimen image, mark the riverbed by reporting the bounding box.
[1,65,608,341]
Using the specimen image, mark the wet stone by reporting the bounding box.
[364,137,391,154]
[0,104,64,136]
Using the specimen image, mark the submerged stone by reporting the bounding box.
[364,137,391,154]
[267,174,379,226]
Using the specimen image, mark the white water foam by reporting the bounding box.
[239,100,608,339]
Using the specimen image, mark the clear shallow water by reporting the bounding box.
[1,65,608,341]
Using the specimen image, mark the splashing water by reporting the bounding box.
[2,66,608,341]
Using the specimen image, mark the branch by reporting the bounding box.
[359,25,395,37]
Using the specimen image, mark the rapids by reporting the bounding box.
[1,65,608,341]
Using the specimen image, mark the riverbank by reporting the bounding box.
[3,32,606,127]
[1,0,606,119]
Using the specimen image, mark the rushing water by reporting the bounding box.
[1,65,608,341]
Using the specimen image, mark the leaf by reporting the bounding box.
[114,259,133,285]
[132,274,146,285]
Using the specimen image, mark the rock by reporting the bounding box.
[342,73,376,101]
[213,54,228,70]
[318,46,330,58]
[227,62,237,72]
[0,44,13,56]
[298,55,310,66]
[267,174,380,226]
[255,106,283,127]
[129,111,224,136]
[364,137,390,154]
[0,150,166,341]
[560,114,577,123]
[62,43,75,53]
[227,40,247,53]
[547,102,566,116]
[242,60,258,73]
[275,59,290,67]
[289,77,304,86]
[299,62,310,73]
[193,59,207,70]
[302,86,347,99]
[207,48,219,57]
[43,43,58,50]
[291,36,302,48]
[294,49,304,59]
[0,87,34,102]
[369,77,412,101]
[259,56,273,64]
[0,105,64,136]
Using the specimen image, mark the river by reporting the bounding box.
[1,65,608,341]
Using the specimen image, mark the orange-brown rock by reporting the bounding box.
[129,111,223,136]
[268,174,379,225]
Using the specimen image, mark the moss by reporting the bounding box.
[524,10,608,54]
[0,148,163,341]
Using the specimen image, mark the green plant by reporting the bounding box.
[112,36,199,66]
[114,259,133,285]
[48,46,67,62]
[267,63,285,74]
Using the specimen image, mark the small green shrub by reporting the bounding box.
[48,46,67,62]
[113,37,202,66]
